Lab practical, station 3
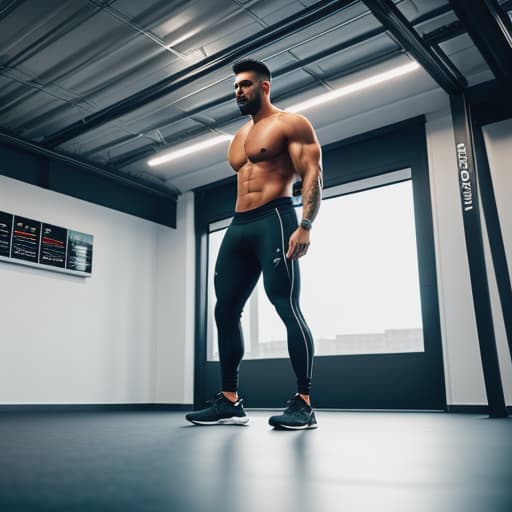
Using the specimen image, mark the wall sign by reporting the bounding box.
[11,215,41,263]
[40,223,68,268]
[67,230,93,274]
[0,211,13,258]
[0,210,93,277]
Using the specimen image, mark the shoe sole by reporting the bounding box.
[188,416,250,426]
[269,422,318,430]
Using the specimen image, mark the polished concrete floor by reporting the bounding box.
[0,409,511,512]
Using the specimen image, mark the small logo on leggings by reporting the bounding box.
[273,257,281,267]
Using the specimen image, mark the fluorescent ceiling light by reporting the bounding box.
[287,61,420,112]
[147,61,420,167]
[148,134,233,167]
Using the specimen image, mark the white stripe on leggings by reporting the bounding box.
[275,208,311,380]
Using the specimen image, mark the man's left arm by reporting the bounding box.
[287,115,323,259]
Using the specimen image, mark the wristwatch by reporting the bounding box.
[300,218,312,231]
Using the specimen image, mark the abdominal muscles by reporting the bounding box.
[236,160,294,212]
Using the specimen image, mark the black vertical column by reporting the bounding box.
[450,92,507,418]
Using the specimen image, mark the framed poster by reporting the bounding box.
[66,230,93,274]
[0,211,13,258]
[40,223,67,268]
[11,215,41,263]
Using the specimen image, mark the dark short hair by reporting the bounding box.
[232,59,271,81]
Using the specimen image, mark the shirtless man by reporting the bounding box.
[186,59,322,429]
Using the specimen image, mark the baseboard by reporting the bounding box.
[446,405,512,414]
[1,403,509,415]
[0,403,193,413]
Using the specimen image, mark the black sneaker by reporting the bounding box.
[185,392,250,426]
[268,394,318,430]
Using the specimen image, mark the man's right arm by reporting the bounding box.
[286,114,323,259]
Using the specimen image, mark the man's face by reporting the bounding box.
[234,71,264,116]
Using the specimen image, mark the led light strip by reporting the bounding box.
[287,61,420,112]
[148,134,233,167]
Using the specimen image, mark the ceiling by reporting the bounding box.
[0,0,511,198]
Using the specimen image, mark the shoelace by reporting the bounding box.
[205,393,225,406]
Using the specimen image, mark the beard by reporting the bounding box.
[237,89,262,116]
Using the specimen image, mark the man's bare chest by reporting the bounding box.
[229,120,288,169]
[243,121,287,162]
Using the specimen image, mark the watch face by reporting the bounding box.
[301,219,312,230]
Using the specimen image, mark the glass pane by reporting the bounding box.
[207,179,424,361]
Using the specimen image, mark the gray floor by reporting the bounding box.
[0,409,511,512]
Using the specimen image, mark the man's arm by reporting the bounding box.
[286,114,323,259]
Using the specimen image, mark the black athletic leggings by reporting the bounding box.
[214,197,314,395]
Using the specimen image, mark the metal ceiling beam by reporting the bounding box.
[43,0,357,148]
[450,0,512,87]
[363,0,466,94]
[423,20,465,46]
[0,129,179,199]
[402,3,453,26]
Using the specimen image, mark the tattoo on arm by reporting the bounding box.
[302,171,322,222]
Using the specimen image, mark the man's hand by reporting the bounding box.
[286,227,310,259]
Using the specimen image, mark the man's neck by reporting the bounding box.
[251,103,278,123]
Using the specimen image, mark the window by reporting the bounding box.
[207,170,424,361]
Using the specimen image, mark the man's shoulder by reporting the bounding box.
[277,110,311,125]
[280,111,312,130]
[277,111,316,139]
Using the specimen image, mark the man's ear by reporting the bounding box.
[260,80,270,95]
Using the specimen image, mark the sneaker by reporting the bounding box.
[268,394,318,430]
[185,392,250,426]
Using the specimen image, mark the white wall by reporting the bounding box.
[154,191,196,404]
[426,113,512,406]
[0,175,194,404]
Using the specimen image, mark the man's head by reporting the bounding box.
[232,59,271,116]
